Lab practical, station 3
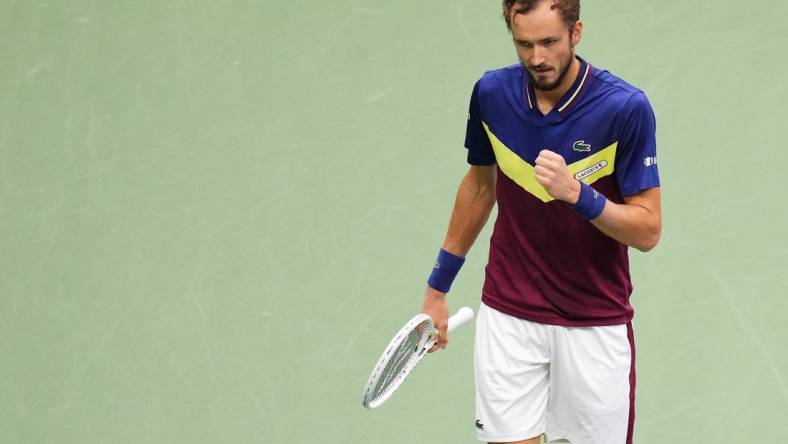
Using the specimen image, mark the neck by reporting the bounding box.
[534,55,581,106]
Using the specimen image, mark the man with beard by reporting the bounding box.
[420,0,662,443]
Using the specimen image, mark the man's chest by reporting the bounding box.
[482,112,622,202]
[486,113,620,165]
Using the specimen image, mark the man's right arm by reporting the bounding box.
[422,164,497,351]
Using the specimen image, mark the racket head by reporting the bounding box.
[361,313,437,409]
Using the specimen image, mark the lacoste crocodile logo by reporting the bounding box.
[573,140,591,152]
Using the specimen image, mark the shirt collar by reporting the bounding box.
[524,55,593,116]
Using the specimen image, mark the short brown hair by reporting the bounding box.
[502,0,580,30]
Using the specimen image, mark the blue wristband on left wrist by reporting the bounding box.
[571,181,607,220]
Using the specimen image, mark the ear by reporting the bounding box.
[571,20,583,46]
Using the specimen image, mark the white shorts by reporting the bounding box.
[474,302,636,444]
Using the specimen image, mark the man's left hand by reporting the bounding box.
[534,150,581,204]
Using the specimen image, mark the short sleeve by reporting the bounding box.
[615,92,660,196]
[464,80,496,166]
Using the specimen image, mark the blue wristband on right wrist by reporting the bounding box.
[571,182,607,220]
[427,248,465,293]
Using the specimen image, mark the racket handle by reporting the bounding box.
[447,306,475,333]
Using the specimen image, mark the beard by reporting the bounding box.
[525,52,574,91]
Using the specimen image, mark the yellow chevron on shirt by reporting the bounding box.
[482,122,618,203]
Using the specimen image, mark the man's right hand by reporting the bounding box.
[421,287,449,353]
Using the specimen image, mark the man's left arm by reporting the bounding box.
[534,151,661,252]
[589,186,661,252]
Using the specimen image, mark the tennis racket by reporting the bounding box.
[361,306,475,409]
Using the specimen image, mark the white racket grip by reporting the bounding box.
[446,306,475,333]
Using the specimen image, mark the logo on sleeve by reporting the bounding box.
[572,140,592,152]
[643,156,657,167]
[475,419,485,430]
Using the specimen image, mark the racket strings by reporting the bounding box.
[368,320,433,404]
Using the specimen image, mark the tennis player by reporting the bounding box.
[420,1,661,443]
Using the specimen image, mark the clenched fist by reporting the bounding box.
[534,150,582,204]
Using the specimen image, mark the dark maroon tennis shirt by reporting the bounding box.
[465,58,660,327]
[482,171,634,326]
